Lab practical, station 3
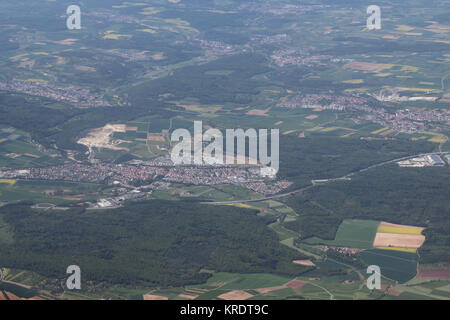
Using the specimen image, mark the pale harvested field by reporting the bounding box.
[344,62,392,72]
[147,133,165,141]
[373,233,425,248]
[246,108,271,116]
[286,280,307,289]
[75,65,96,72]
[383,35,400,39]
[4,292,21,300]
[387,287,404,296]
[292,259,316,267]
[178,293,198,300]
[425,22,450,34]
[218,290,254,300]
[179,104,200,111]
[143,294,169,300]
[126,126,138,132]
[54,38,78,45]
[255,285,287,294]
[152,53,165,60]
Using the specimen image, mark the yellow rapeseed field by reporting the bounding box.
[377,225,423,235]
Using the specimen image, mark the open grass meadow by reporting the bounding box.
[360,249,419,284]
[302,219,380,249]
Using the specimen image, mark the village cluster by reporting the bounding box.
[0,155,293,209]
[0,80,110,108]
[279,93,450,133]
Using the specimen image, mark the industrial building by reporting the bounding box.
[429,155,445,166]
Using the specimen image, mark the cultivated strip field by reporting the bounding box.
[418,269,450,280]
[378,222,425,235]
[218,290,254,300]
[373,222,426,252]
[373,233,426,249]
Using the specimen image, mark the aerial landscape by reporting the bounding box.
[0,0,449,303]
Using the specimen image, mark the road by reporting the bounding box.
[205,151,449,205]
[439,136,448,153]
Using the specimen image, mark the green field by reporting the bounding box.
[360,249,419,284]
[302,219,380,249]
[193,272,292,292]
[0,281,39,299]
[0,215,13,245]
[0,180,101,204]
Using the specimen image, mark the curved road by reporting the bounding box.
[205,151,449,205]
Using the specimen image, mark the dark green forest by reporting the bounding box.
[0,200,310,287]
[278,135,436,189]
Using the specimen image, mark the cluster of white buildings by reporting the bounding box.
[398,154,447,167]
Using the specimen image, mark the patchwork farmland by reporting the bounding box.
[297,219,427,284]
